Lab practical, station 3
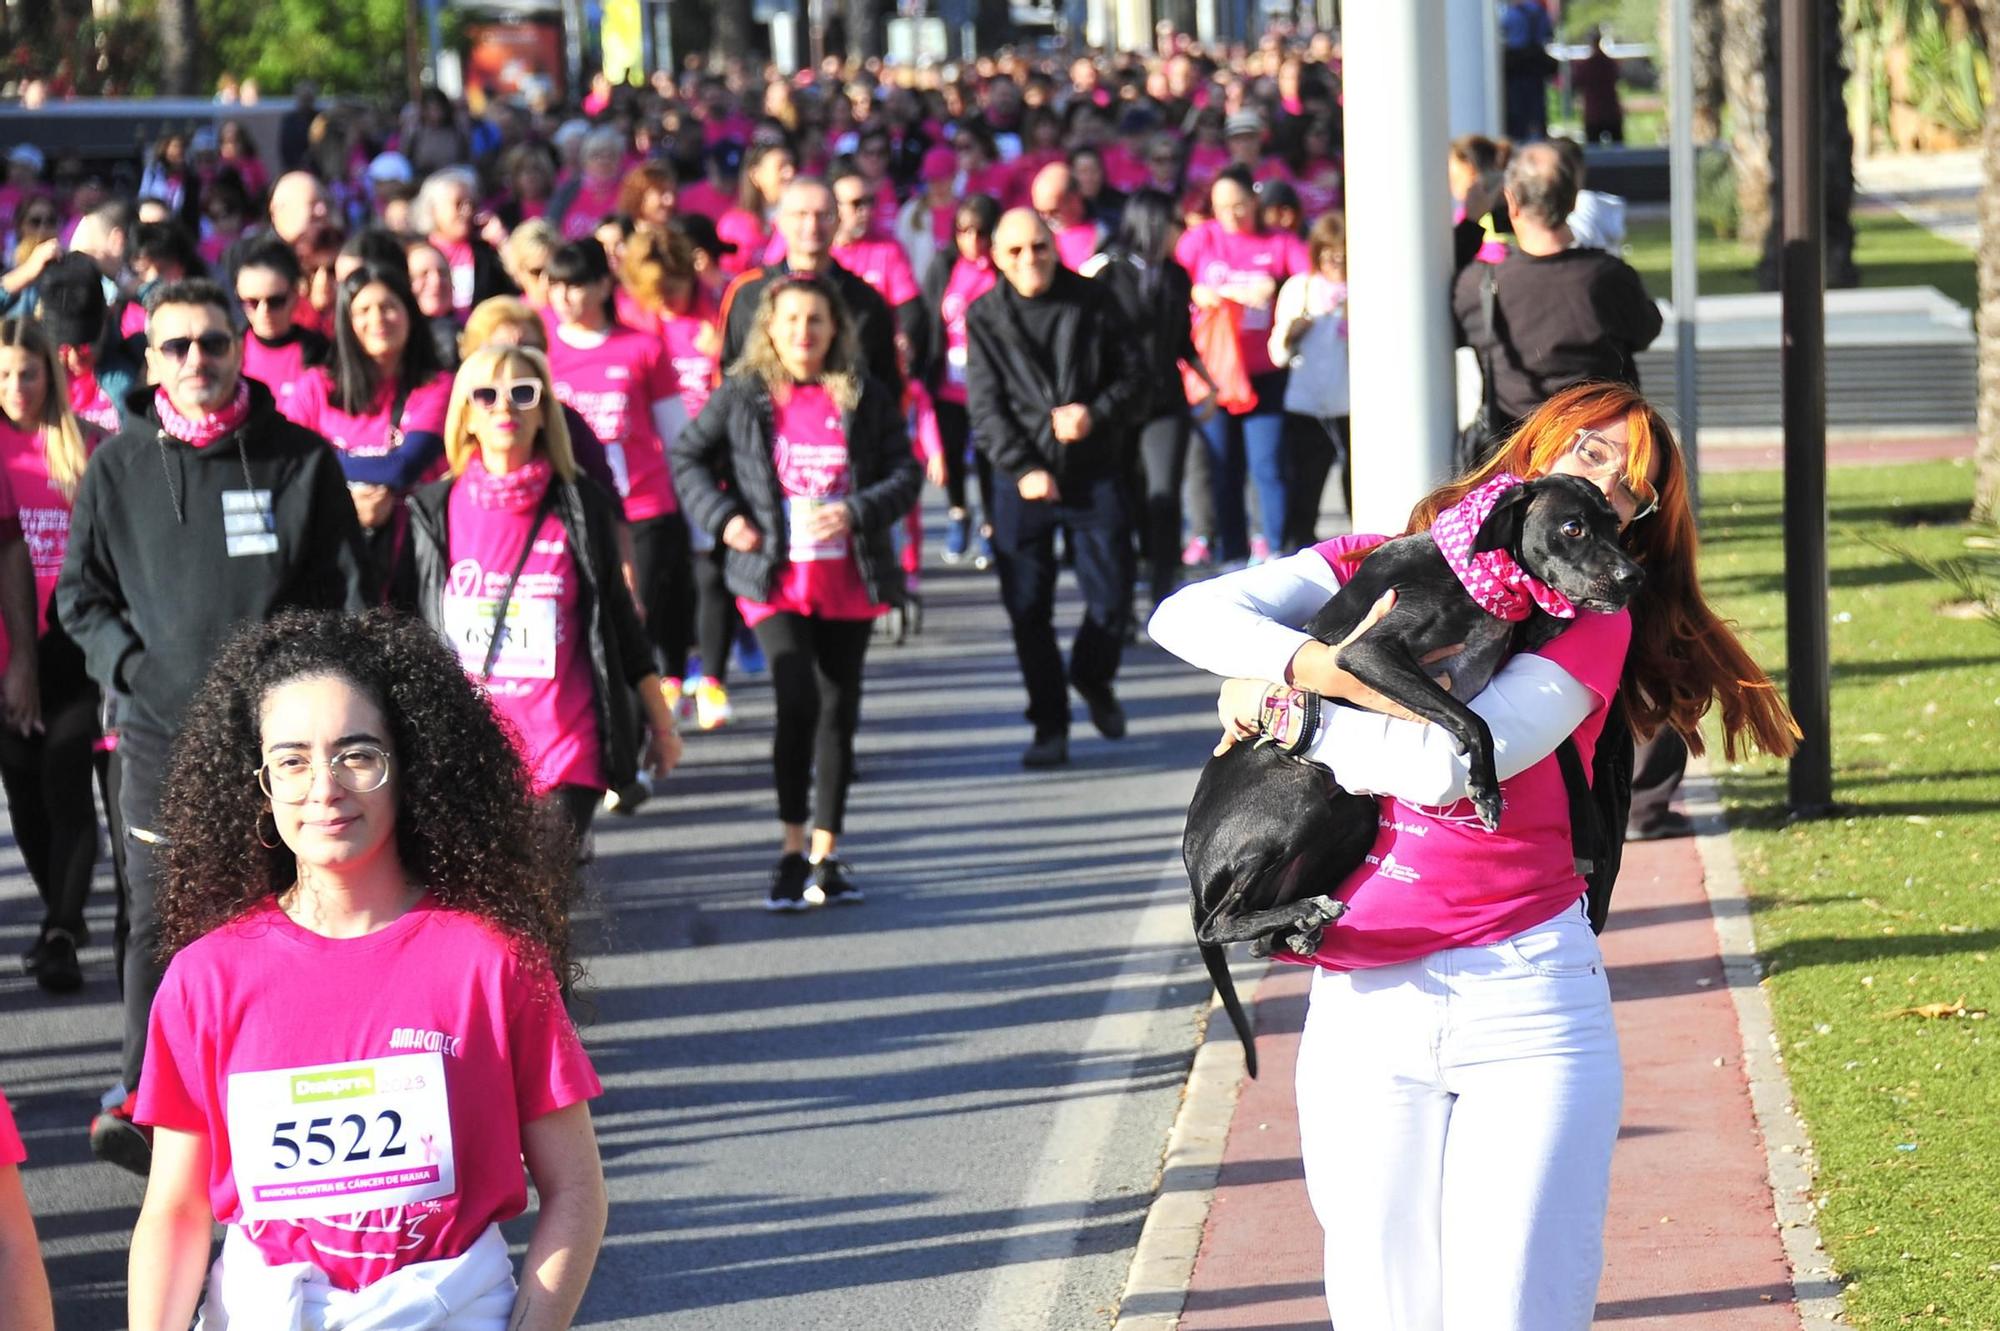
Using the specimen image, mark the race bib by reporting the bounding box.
[785,497,848,563]
[226,1053,455,1223]
[440,593,559,679]
[603,442,630,497]
[221,489,278,557]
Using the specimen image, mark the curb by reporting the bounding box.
[1686,757,1849,1324]
[1110,971,1262,1331]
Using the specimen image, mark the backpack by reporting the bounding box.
[1555,702,1634,934]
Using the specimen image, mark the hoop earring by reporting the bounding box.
[257,812,282,851]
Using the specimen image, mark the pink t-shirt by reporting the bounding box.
[738,382,882,627]
[0,421,78,648]
[547,325,679,521]
[444,478,603,792]
[288,370,453,482]
[830,236,919,308]
[1186,143,1231,191]
[0,1089,21,1167]
[677,180,733,222]
[560,179,623,241]
[119,301,148,341]
[657,304,720,421]
[936,257,997,406]
[1294,159,1344,219]
[1100,144,1151,193]
[1292,533,1633,972]
[432,236,477,315]
[1052,220,1100,272]
[904,380,943,464]
[245,335,322,419]
[1175,222,1310,379]
[135,899,600,1292]
[69,366,119,434]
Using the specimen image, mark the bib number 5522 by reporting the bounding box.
[269,1111,408,1171]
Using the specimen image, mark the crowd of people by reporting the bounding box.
[0,13,1794,1328]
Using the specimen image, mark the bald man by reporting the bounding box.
[966,209,1143,768]
[1029,162,1105,272]
[266,171,332,246]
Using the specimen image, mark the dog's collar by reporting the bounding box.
[1431,473,1579,623]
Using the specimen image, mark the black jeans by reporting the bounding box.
[751,613,874,833]
[989,470,1135,739]
[0,631,101,941]
[936,398,993,523]
[629,512,696,680]
[113,730,169,1094]
[552,783,600,847]
[1282,413,1350,552]
[693,546,742,685]
[1136,413,1192,608]
[1629,726,1690,830]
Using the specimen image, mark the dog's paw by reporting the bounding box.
[1305,895,1346,925]
[1283,926,1325,956]
[1247,934,1275,959]
[1467,775,1503,831]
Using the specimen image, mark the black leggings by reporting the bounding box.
[1136,412,1191,608]
[752,612,873,833]
[936,398,993,524]
[0,633,101,940]
[629,512,696,680]
[1282,413,1351,551]
[693,547,742,685]
[551,783,600,848]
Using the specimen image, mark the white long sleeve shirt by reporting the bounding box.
[1148,549,1598,807]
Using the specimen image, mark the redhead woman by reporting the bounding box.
[671,273,921,910]
[1150,382,1798,1331]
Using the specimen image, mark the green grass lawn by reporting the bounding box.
[1625,210,1980,313]
[1700,460,2000,1326]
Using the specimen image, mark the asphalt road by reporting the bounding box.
[0,541,1232,1329]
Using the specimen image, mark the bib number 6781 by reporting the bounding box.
[270,1111,407,1171]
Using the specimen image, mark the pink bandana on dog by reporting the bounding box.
[1430,472,1578,622]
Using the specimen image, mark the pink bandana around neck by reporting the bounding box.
[154,381,251,447]
[1430,472,1578,622]
[463,453,553,513]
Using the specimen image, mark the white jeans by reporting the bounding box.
[1295,900,1623,1331]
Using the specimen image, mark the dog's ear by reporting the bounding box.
[1472,483,1533,554]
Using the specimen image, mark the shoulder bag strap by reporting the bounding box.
[479,485,559,682]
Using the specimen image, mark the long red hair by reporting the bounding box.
[1400,382,1799,761]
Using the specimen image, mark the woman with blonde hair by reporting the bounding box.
[397,344,680,846]
[670,272,920,910]
[503,219,560,312]
[1151,380,1797,1331]
[0,317,103,992]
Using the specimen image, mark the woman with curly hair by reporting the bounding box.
[1150,381,1798,1331]
[670,272,921,910]
[127,609,606,1329]
[401,344,681,843]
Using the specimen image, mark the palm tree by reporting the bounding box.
[1973,0,1999,522]
[156,0,198,94]
[1660,0,1727,142]
[1724,0,1774,248]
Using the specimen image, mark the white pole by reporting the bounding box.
[1345,0,1457,535]
[1669,0,1702,508]
[1444,0,1493,136]
[1482,0,1502,133]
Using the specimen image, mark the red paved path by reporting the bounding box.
[1703,433,1972,472]
[1177,832,1805,1330]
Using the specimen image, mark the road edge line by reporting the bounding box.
[1686,758,1848,1323]
[1110,960,1265,1331]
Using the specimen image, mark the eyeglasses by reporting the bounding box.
[153,331,235,362]
[238,293,293,310]
[1567,429,1659,521]
[469,379,543,410]
[259,745,392,803]
[21,213,57,229]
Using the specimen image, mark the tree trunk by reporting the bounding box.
[845,0,883,58]
[1758,0,1860,290]
[1722,0,1772,248]
[710,0,754,62]
[155,0,198,95]
[1658,0,1727,142]
[1973,0,2000,524]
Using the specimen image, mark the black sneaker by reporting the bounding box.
[1628,810,1697,842]
[765,852,812,912]
[1075,684,1127,740]
[1022,732,1069,769]
[34,929,81,994]
[89,1094,151,1177]
[805,857,865,906]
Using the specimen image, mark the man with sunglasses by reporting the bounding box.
[57,277,368,1176]
[967,209,1143,770]
[234,236,328,417]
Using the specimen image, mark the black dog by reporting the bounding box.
[1183,474,1644,1075]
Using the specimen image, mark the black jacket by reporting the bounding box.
[718,261,904,396]
[1452,246,1663,426]
[1087,253,1198,421]
[670,373,922,609]
[964,267,1144,483]
[55,378,369,743]
[398,472,653,792]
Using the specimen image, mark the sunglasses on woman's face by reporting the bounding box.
[469,379,543,411]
